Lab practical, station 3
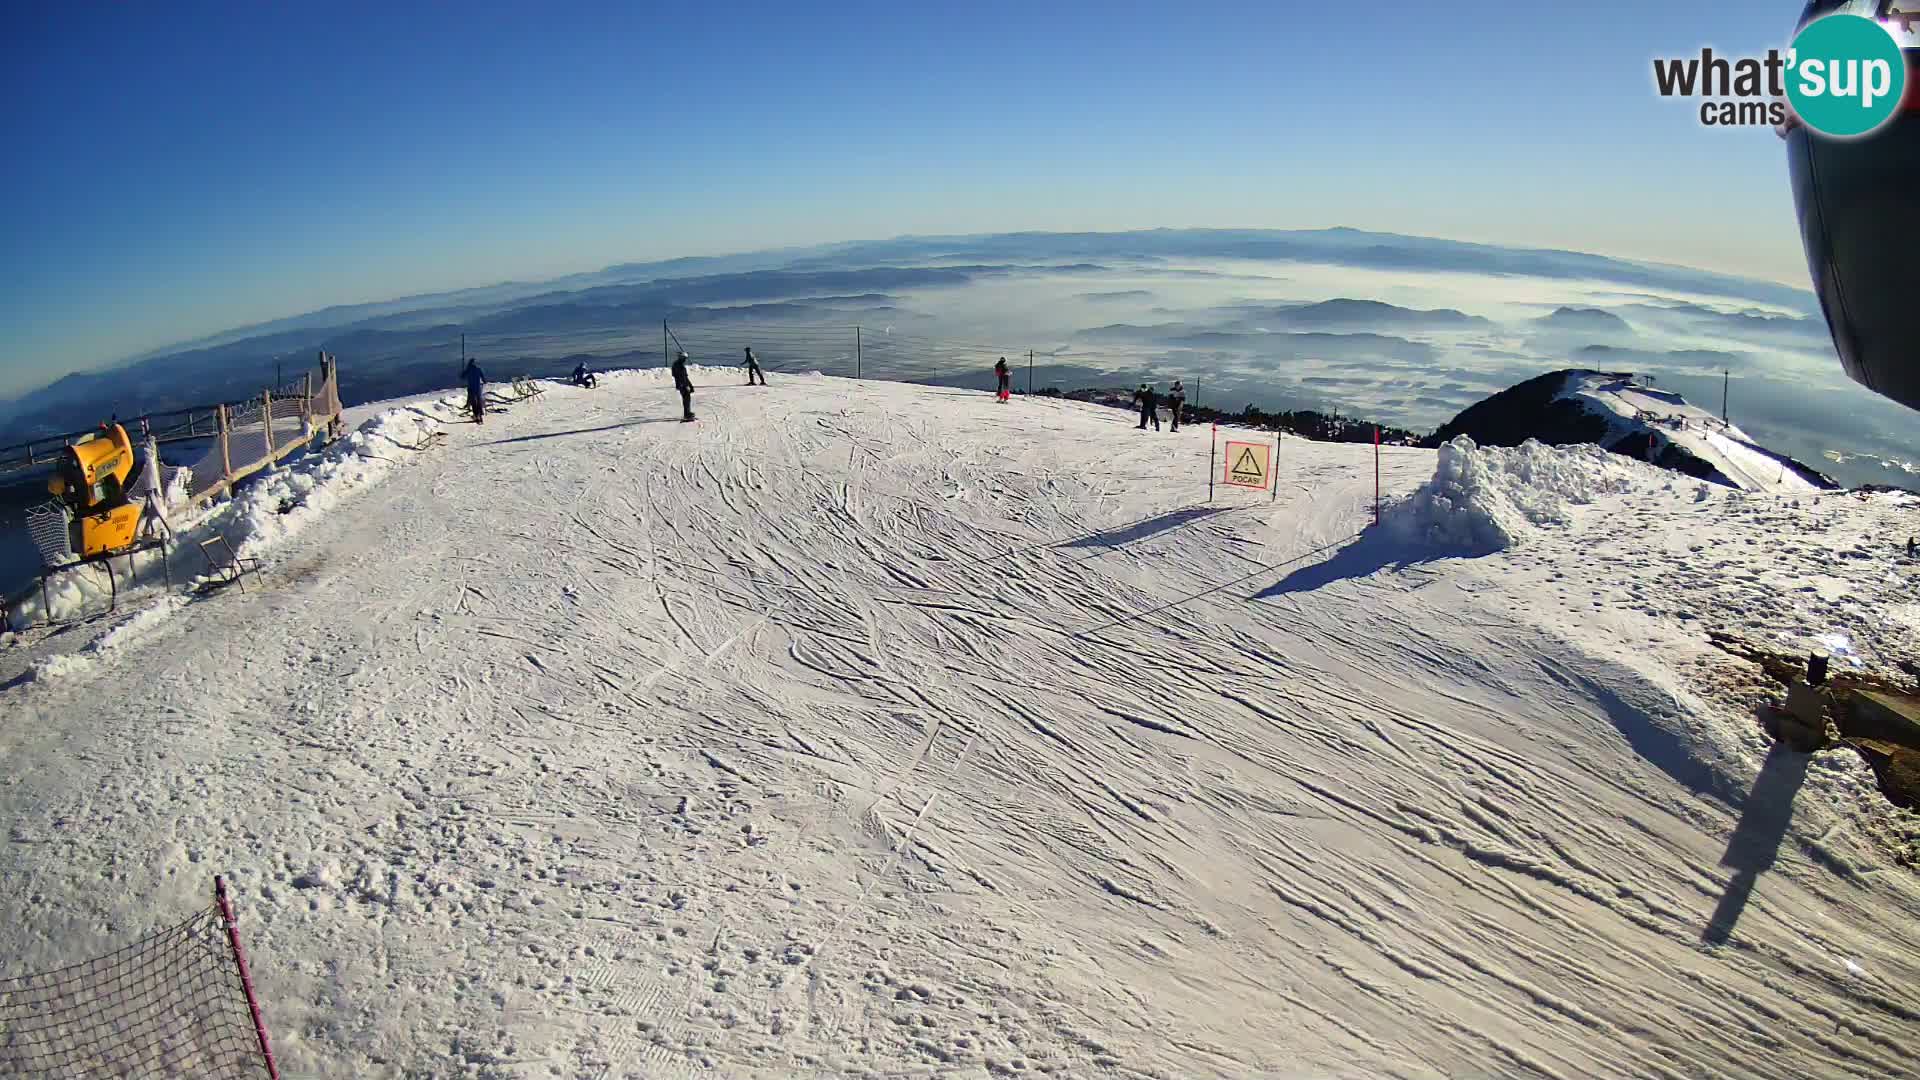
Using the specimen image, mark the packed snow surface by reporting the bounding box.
[2,369,1918,1078]
[1556,372,1827,493]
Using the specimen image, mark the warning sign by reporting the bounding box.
[1223,441,1271,490]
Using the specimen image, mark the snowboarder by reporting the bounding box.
[463,358,487,424]
[1168,379,1186,432]
[743,347,766,386]
[672,350,695,422]
[1134,383,1159,430]
[994,357,1012,402]
[571,363,597,389]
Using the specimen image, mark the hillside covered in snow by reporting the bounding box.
[1,370,1918,1078]
[1433,369,1841,494]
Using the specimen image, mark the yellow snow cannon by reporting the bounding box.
[46,424,143,558]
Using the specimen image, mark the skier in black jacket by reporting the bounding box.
[994,357,1011,401]
[743,347,766,386]
[1134,383,1160,430]
[463,359,487,424]
[1167,379,1186,431]
[672,351,695,421]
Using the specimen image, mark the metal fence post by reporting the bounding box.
[218,404,233,495]
[263,389,276,461]
[1027,350,1034,395]
[1374,426,1381,527]
[855,326,862,380]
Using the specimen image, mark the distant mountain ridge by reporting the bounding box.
[1230,298,1492,330]
[1536,307,1633,333]
[7,227,1817,411]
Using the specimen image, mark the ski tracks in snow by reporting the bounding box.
[3,375,1917,1078]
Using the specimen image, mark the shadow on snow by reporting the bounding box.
[1251,526,1455,598]
[477,418,679,447]
[1062,506,1231,551]
[1703,746,1812,946]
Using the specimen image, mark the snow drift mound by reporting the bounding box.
[1386,435,1646,551]
[210,404,443,559]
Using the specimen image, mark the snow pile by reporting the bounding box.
[27,595,189,681]
[1385,435,1644,550]
[207,403,446,560]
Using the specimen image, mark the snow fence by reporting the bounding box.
[0,877,278,1078]
[1384,435,1647,551]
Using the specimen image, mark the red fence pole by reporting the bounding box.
[214,876,282,1080]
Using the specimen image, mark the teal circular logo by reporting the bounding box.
[1787,13,1906,138]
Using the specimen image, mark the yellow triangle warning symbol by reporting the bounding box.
[1222,439,1272,489]
[1230,446,1264,484]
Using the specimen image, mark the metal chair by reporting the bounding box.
[197,537,262,592]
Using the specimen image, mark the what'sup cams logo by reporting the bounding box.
[1654,6,1913,138]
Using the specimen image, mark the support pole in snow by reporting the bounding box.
[1722,368,1730,424]
[663,321,668,368]
[855,326,862,380]
[1027,349,1034,396]
[214,876,282,1080]
[1271,432,1280,503]
[263,389,275,463]
[217,404,233,495]
[1208,424,1217,503]
[1373,426,1381,527]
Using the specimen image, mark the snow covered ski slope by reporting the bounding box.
[1556,372,1831,493]
[2,370,1917,1078]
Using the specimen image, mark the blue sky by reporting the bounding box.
[2,1,1816,398]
